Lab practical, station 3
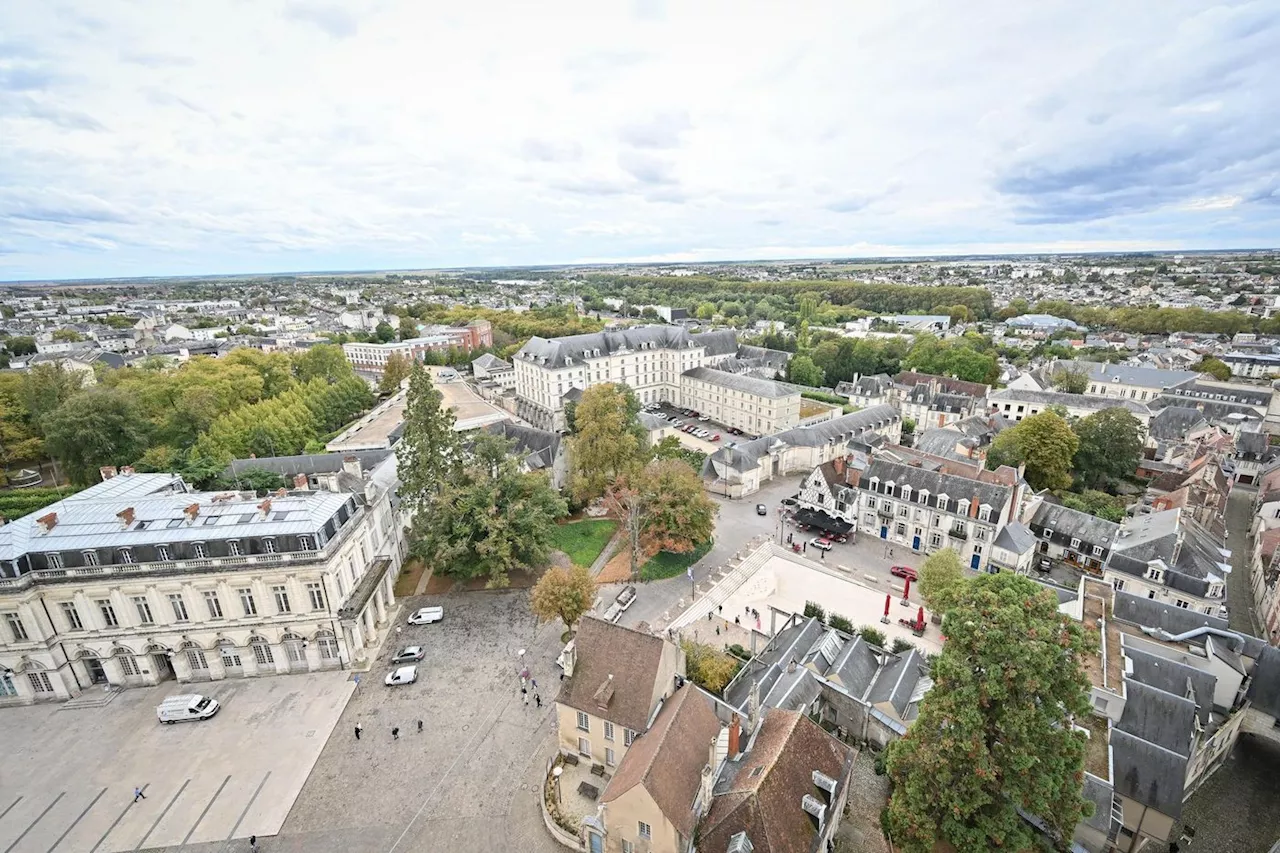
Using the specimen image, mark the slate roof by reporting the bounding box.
[224,450,392,479]
[894,371,989,399]
[483,421,561,469]
[599,684,721,837]
[1030,502,1120,546]
[471,352,512,371]
[516,325,706,369]
[694,329,741,358]
[699,710,852,853]
[989,388,1153,417]
[1166,381,1272,407]
[1122,647,1217,724]
[1236,427,1273,459]
[1117,680,1196,756]
[682,366,796,399]
[1149,406,1211,441]
[1110,728,1190,819]
[835,374,892,398]
[705,406,899,474]
[556,617,671,732]
[865,648,923,716]
[1246,644,1280,719]
[911,428,974,460]
[860,458,1013,512]
[1061,360,1200,390]
[736,344,792,369]
[1111,590,1232,638]
[993,521,1037,556]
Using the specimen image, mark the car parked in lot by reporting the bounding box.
[698,415,710,421]
[385,665,419,686]
[890,565,918,581]
[408,606,444,625]
[603,585,638,623]
[392,645,425,663]
[711,434,721,441]
[780,497,798,507]
[756,504,768,515]
[728,427,743,435]
[810,537,833,551]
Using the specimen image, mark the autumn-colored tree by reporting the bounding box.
[378,351,412,396]
[885,573,1095,852]
[569,383,645,502]
[606,459,718,579]
[680,639,740,694]
[531,564,596,635]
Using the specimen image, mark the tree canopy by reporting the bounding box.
[569,383,646,502]
[1071,407,1144,489]
[786,354,825,387]
[531,563,596,634]
[917,548,965,612]
[1194,356,1232,382]
[987,410,1079,491]
[43,389,150,485]
[396,364,462,517]
[378,351,412,396]
[606,458,717,579]
[885,572,1096,852]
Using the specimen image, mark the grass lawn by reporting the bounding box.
[549,519,618,568]
[393,558,427,597]
[640,539,713,581]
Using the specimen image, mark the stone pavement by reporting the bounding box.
[1225,485,1263,635]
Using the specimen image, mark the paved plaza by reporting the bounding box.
[0,671,352,853]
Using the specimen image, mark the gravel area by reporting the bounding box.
[833,750,891,853]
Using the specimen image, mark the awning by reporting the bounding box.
[792,507,853,535]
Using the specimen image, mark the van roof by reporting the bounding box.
[159,694,207,706]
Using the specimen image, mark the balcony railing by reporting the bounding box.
[0,550,329,590]
[948,527,968,541]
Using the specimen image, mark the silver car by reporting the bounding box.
[392,645,425,663]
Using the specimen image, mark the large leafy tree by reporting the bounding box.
[786,354,825,387]
[378,351,413,396]
[917,548,965,612]
[987,410,1079,491]
[293,343,354,384]
[680,639,740,694]
[530,564,596,635]
[606,459,717,579]
[43,389,150,485]
[885,573,1095,852]
[396,364,462,517]
[20,363,85,436]
[1072,407,1143,489]
[1050,364,1090,395]
[1194,356,1231,381]
[413,433,568,588]
[569,383,646,503]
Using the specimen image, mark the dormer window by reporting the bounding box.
[1145,566,1164,583]
[918,489,930,505]
[937,495,949,513]
[901,485,912,502]
[978,505,992,523]
[1043,528,1053,539]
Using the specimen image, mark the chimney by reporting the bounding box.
[36,512,57,534]
[787,658,797,674]
[183,503,200,524]
[970,496,980,518]
[99,466,118,481]
[293,473,309,490]
[258,498,272,517]
[116,507,135,529]
[342,455,362,479]
[275,487,288,498]
[833,456,845,476]
[120,465,135,476]
[728,713,741,758]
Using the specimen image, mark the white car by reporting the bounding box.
[392,645,425,663]
[809,537,834,552]
[408,606,444,625]
[385,665,418,686]
[698,415,710,422]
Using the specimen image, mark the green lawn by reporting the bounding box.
[548,520,618,568]
[640,539,713,581]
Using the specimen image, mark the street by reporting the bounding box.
[1226,485,1262,635]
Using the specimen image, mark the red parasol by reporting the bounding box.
[917,606,925,630]
[902,577,912,599]
[883,594,891,617]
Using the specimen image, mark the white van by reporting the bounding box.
[157,694,220,724]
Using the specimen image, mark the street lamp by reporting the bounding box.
[552,766,564,802]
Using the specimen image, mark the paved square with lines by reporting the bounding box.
[0,671,351,852]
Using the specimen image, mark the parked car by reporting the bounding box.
[604,585,638,623]
[810,537,834,551]
[711,434,721,442]
[780,497,798,507]
[157,694,220,724]
[728,427,743,435]
[392,645,425,663]
[698,415,710,422]
[890,565,918,581]
[408,606,444,625]
[756,504,768,516]
[671,419,684,427]
[385,665,419,686]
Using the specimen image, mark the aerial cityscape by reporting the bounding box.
[3,3,1280,853]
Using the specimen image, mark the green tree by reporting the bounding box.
[650,434,706,470]
[5,336,37,356]
[412,433,568,588]
[42,389,149,485]
[786,354,825,387]
[1194,356,1232,381]
[569,383,645,502]
[918,548,965,612]
[21,363,85,436]
[293,344,354,384]
[51,328,85,342]
[1050,364,1090,395]
[695,302,716,320]
[1056,489,1127,522]
[987,411,1079,491]
[885,573,1095,852]
[378,351,412,396]
[606,459,717,579]
[396,364,463,517]
[531,564,596,635]
[680,639,740,694]
[1072,407,1143,489]
[374,321,396,343]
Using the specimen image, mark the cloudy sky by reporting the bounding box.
[2,1,1278,280]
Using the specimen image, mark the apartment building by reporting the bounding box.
[1102,508,1229,617]
[1025,499,1119,575]
[988,388,1154,427]
[342,319,493,374]
[678,367,800,436]
[0,458,406,706]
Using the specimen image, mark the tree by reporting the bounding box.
[606,459,717,579]
[680,639,740,694]
[1050,364,1090,395]
[885,573,1095,852]
[42,389,149,485]
[987,411,1079,491]
[650,434,706,470]
[695,302,716,320]
[531,564,596,635]
[640,306,659,320]
[1194,356,1232,381]
[412,433,568,588]
[51,328,85,342]
[569,383,645,503]
[787,354,825,387]
[374,322,396,343]
[293,344,354,384]
[396,364,462,517]
[378,352,412,395]
[918,548,966,612]
[1072,407,1143,489]
[5,336,36,356]
[21,363,85,435]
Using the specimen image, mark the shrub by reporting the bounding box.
[891,638,916,655]
[828,613,854,634]
[859,626,886,647]
[804,600,827,621]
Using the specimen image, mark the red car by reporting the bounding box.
[890,565,918,581]
[711,434,721,442]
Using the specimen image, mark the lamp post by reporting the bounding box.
[552,766,563,802]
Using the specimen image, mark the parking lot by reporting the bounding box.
[646,402,743,454]
[273,591,566,853]
[0,671,352,853]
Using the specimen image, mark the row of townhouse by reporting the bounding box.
[1251,463,1280,644]
[1,453,408,706]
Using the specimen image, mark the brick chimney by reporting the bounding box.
[183,503,200,523]
[116,507,135,529]
[120,465,135,476]
[274,487,288,498]
[36,512,57,534]
[258,498,272,517]
[970,496,980,518]
[293,473,309,490]
[99,466,118,481]
[833,456,845,476]
[728,713,741,758]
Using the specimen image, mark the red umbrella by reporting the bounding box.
[902,577,912,600]
[883,594,891,618]
[917,606,925,631]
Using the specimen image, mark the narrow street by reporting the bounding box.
[1225,486,1261,635]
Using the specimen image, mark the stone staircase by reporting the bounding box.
[59,685,123,710]
[667,537,774,631]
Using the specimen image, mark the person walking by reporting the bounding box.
[531,678,538,691]
[249,835,258,851]
[523,692,529,707]
[133,787,146,803]
[392,726,400,740]
[417,719,424,734]
[535,694,542,708]
[354,723,362,740]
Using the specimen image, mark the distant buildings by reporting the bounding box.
[341,319,493,374]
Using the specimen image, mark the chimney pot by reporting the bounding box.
[120,465,135,476]
[116,507,135,528]
[36,512,58,533]
[258,498,272,516]
[183,502,200,522]
[293,473,309,490]
[99,466,118,481]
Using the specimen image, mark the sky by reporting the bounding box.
[1,0,1278,281]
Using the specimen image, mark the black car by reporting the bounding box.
[756,504,768,515]
[780,497,798,507]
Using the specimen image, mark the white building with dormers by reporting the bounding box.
[0,453,407,706]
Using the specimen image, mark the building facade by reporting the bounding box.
[342,319,493,374]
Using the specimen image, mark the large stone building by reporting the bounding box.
[0,455,406,706]
[512,326,796,433]
[341,319,493,374]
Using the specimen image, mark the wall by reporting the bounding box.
[602,785,683,853]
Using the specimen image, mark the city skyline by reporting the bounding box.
[3,0,1278,280]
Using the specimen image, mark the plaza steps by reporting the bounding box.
[668,537,775,631]
[59,686,123,710]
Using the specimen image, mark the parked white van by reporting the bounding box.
[157,694,220,724]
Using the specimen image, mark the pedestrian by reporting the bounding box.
[354,723,362,740]
[417,719,424,734]
[734,615,740,625]
[708,611,712,621]
[521,685,527,697]
[531,678,538,691]
[523,692,529,706]
[715,625,720,636]
[392,726,400,740]
[717,604,723,614]
[745,605,750,615]
[536,694,542,708]
[133,787,146,803]
[249,835,257,851]
[803,542,807,553]
[559,671,565,682]
[820,549,825,560]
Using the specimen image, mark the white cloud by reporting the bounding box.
[0,0,1276,279]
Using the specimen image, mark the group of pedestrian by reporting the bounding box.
[353,720,423,741]
[520,674,542,708]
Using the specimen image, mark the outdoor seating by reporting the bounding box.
[577,781,600,800]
